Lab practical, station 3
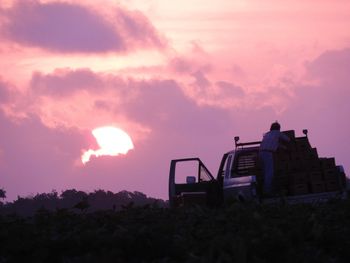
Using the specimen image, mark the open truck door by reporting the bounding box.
[169,158,223,208]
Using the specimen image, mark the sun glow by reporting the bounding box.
[81,126,134,164]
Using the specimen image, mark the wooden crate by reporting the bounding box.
[274,160,289,174]
[273,175,289,188]
[295,137,311,151]
[304,159,321,171]
[289,151,303,162]
[283,130,295,140]
[325,180,341,192]
[274,151,290,162]
[288,172,308,184]
[310,181,326,193]
[320,158,336,169]
[305,148,319,160]
[289,183,309,195]
[286,141,298,152]
[309,171,323,182]
[323,168,339,180]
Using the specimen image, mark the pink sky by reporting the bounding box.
[0,0,350,201]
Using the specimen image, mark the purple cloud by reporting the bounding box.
[306,48,350,86]
[115,8,164,49]
[0,109,87,200]
[191,70,211,90]
[283,48,350,173]
[0,1,165,53]
[169,57,194,74]
[30,68,104,97]
[216,81,245,97]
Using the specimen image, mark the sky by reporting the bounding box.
[0,0,350,201]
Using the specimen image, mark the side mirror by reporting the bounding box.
[186,176,196,184]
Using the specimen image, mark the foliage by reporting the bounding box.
[1,199,350,262]
[0,188,6,199]
[0,189,166,216]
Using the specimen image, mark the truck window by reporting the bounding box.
[199,165,213,182]
[174,161,198,184]
[224,155,233,178]
[174,159,214,184]
[231,150,258,177]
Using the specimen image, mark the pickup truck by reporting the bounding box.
[169,129,347,207]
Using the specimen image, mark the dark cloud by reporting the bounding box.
[94,100,112,111]
[169,57,193,74]
[0,1,165,53]
[306,48,350,84]
[115,8,164,49]
[284,48,350,173]
[191,70,211,89]
[29,68,232,139]
[30,68,104,97]
[301,48,350,108]
[0,109,87,201]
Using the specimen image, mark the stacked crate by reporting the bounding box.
[273,130,345,196]
[319,158,345,192]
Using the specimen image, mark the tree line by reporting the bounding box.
[0,188,167,216]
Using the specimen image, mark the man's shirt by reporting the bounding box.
[260,130,290,152]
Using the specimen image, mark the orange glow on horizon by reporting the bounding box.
[82,126,134,164]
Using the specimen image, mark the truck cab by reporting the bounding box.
[169,130,347,207]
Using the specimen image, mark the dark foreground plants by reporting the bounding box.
[1,199,350,263]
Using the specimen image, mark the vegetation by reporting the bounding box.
[0,189,166,216]
[1,196,350,262]
[0,188,5,198]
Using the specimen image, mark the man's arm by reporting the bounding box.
[279,132,291,142]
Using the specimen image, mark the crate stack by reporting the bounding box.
[273,130,345,196]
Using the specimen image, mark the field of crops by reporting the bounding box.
[1,199,350,263]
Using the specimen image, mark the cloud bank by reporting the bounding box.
[0,0,166,53]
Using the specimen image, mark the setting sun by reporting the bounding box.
[82,126,134,164]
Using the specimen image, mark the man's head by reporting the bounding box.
[270,121,281,131]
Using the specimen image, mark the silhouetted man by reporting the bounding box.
[259,122,290,196]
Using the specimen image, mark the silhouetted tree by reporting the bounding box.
[73,197,90,213]
[0,188,6,206]
[0,189,166,216]
[0,188,5,199]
